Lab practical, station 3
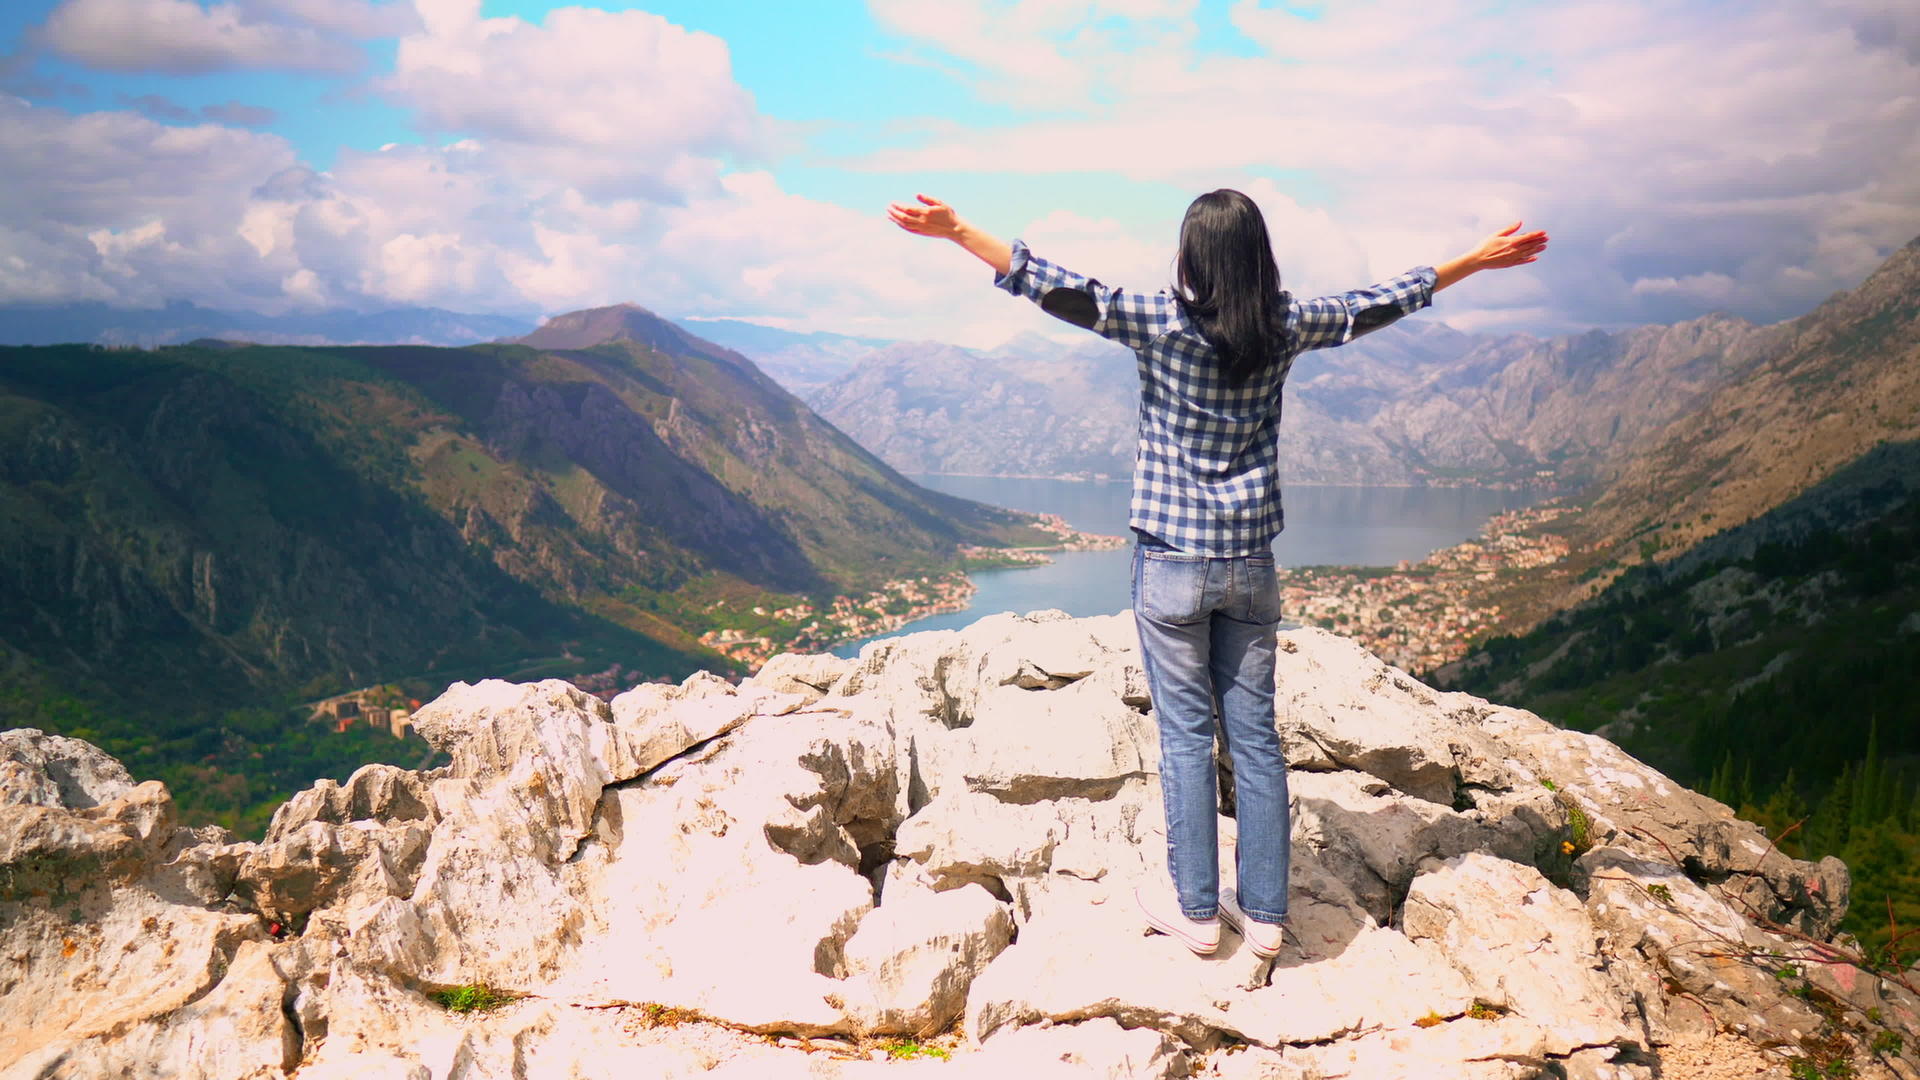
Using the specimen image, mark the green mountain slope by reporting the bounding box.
[1434,237,1920,962]
[1440,441,1920,959]
[0,309,1051,832]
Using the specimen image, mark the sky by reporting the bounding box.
[1,0,1917,348]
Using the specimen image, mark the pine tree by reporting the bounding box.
[1707,750,1736,806]
[1812,761,1856,856]
[1837,820,1920,967]
[1757,766,1811,858]
[1737,756,1756,813]
[1851,716,1887,832]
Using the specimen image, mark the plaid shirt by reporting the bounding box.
[993,238,1436,556]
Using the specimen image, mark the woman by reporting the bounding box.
[888,190,1547,958]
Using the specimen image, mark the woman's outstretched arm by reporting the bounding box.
[1435,221,1549,291]
[890,193,1172,350]
[1291,221,1550,351]
[887,194,1012,276]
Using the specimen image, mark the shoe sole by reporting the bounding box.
[1135,889,1219,956]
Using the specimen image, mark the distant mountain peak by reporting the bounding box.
[508,303,689,352]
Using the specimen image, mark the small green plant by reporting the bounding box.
[1645,883,1673,904]
[431,984,511,1013]
[1413,1010,1445,1028]
[1538,777,1593,854]
[634,1002,693,1028]
[883,1038,951,1061]
[1564,800,1592,852]
[1465,1000,1505,1020]
[1870,1029,1903,1055]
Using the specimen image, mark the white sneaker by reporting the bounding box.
[1219,888,1288,958]
[1134,886,1220,956]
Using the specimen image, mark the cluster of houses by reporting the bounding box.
[698,572,980,669]
[1284,503,1574,672]
[309,691,418,739]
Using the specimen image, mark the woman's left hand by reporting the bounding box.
[887,194,962,240]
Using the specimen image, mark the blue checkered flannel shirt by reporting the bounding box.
[993,238,1437,556]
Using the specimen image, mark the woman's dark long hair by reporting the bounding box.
[1175,189,1286,385]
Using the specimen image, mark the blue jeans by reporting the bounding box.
[1131,534,1291,924]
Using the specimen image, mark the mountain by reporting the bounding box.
[667,316,893,396]
[803,336,1139,479]
[1428,240,1920,971]
[1446,438,1920,762]
[1570,233,1920,566]
[803,311,1779,487]
[0,305,1053,829]
[1438,235,1920,771]
[0,299,536,348]
[0,305,1043,702]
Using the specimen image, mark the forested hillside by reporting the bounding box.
[1443,441,1920,959]
[0,312,1052,834]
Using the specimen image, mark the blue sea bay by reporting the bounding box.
[831,476,1543,656]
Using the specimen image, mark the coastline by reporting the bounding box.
[698,514,1126,672]
[911,470,1569,492]
[689,484,1564,679]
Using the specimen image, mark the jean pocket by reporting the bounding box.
[1139,550,1210,625]
[1245,556,1282,624]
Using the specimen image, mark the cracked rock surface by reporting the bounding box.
[2,613,1913,1079]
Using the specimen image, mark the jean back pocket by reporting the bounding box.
[1138,549,1211,625]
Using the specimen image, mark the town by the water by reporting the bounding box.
[309,502,1569,739]
[1280,502,1572,672]
[699,512,1127,667]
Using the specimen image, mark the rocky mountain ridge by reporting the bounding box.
[1573,233,1920,563]
[5,611,1914,1079]
[0,309,1054,831]
[0,309,1046,703]
[798,306,1782,488]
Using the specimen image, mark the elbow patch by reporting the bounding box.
[1039,284,1100,330]
[1351,306,1403,339]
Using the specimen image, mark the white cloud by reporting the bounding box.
[868,0,1197,107]
[852,0,1920,333]
[41,0,392,74]
[380,0,764,197]
[0,95,1046,346]
[13,0,1911,349]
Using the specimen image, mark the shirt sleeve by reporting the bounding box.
[993,238,1173,351]
[1287,267,1437,352]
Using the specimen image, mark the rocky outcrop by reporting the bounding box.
[3,613,1913,1079]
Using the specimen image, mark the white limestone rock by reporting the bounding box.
[408,678,629,860]
[265,763,435,841]
[1399,851,1641,1054]
[234,818,432,922]
[1,937,296,1080]
[745,650,854,705]
[0,728,135,809]
[957,1017,1191,1079]
[2,613,1898,1080]
[549,703,897,1035]
[840,882,1014,1034]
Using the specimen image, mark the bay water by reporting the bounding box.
[831,476,1541,657]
